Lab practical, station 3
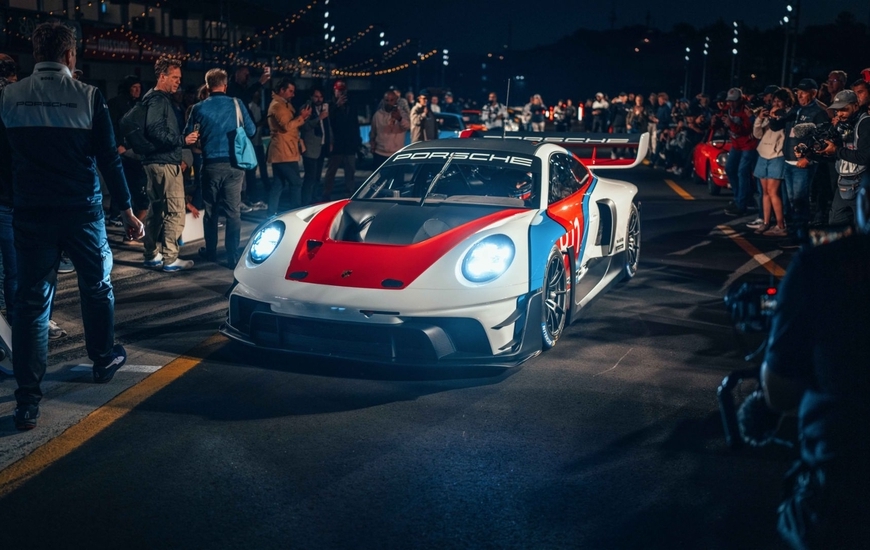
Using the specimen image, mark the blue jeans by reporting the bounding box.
[13,210,116,405]
[783,162,816,228]
[725,148,758,211]
[0,205,16,323]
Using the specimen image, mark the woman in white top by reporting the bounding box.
[751,88,793,236]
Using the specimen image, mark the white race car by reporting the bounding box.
[222,132,647,367]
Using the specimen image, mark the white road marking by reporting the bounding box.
[595,348,633,377]
[70,364,163,374]
[669,240,712,256]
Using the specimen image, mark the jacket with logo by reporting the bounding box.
[0,62,130,213]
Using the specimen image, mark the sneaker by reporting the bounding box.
[48,319,67,340]
[724,205,745,216]
[143,253,164,268]
[163,258,194,272]
[107,215,124,227]
[763,226,787,237]
[746,218,765,229]
[753,224,770,234]
[93,344,127,383]
[58,254,75,274]
[13,403,39,430]
[252,201,268,211]
[778,237,802,250]
[240,203,254,213]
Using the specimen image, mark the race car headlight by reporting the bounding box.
[461,235,515,283]
[249,221,285,264]
[716,152,729,168]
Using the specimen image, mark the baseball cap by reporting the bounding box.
[444,91,453,97]
[828,89,858,110]
[796,78,819,91]
[333,80,347,91]
[862,68,870,83]
[762,85,780,95]
[725,88,742,101]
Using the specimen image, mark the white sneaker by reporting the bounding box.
[745,218,765,229]
[48,319,67,340]
[162,258,194,272]
[143,252,164,268]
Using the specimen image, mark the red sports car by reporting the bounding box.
[692,128,731,195]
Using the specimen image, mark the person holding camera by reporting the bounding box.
[322,80,360,201]
[809,90,870,226]
[410,91,436,143]
[481,92,507,130]
[369,90,410,169]
[767,79,829,242]
[761,172,870,550]
[300,88,331,206]
[749,88,792,236]
[721,88,758,216]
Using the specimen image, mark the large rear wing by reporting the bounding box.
[460,130,650,169]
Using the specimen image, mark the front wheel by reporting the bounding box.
[623,202,641,280]
[542,247,568,350]
[707,165,722,196]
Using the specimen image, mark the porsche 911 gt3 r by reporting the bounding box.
[221,133,648,367]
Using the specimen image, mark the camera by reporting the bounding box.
[794,122,848,155]
[747,95,771,115]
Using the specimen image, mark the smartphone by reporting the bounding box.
[322,103,328,114]
[193,123,200,133]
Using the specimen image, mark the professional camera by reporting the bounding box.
[717,280,789,450]
[793,122,850,155]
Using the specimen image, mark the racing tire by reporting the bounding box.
[622,202,641,281]
[707,165,722,196]
[542,247,568,350]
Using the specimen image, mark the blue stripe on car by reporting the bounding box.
[528,176,598,290]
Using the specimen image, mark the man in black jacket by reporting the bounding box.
[140,57,199,272]
[321,80,361,201]
[0,22,144,429]
[108,75,148,232]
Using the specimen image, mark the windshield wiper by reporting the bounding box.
[420,158,453,206]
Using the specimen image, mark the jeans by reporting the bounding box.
[269,162,303,215]
[202,163,245,265]
[725,148,758,212]
[0,205,16,322]
[302,154,325,206]
[13,210,115,405]
[783,162,817,229]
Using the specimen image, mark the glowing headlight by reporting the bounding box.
[716,152,729,168]
[461,235,515,283]
[249,221,285,264]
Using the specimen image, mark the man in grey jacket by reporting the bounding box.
[140,57,199,272]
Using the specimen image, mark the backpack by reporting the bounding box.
[118,100,156,155]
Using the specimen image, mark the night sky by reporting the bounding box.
[316,0,869,54]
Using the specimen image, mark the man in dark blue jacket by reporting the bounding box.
[184,68,255,269]
[0,21,144,429]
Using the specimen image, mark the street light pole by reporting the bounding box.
[731,21,739,87]
[780,3,793,87]
[701,36,709,95]
[684,47,691,99]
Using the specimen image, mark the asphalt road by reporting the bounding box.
[0,167,799,549]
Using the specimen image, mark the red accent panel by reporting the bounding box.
[548,175,594,250]
[285,201,525,289]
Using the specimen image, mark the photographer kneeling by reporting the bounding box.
[761,165,870,549]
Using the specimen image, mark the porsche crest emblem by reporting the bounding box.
[341,270,352,278]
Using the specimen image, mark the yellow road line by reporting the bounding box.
[0,333,227,498]
[717,224,787,278]
[664,178,694,200]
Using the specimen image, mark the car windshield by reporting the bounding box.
[355,151,541,208]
